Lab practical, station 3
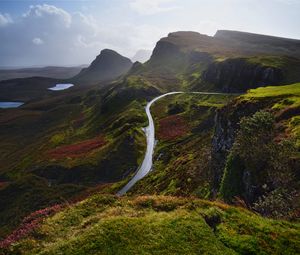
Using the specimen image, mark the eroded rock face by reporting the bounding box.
[210,99,273,196]
[211,104,237,195]
[202,58,284,92]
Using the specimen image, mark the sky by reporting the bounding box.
[0,0,300,67]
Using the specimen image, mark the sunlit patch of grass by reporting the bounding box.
[244,83,300,106]
[7,195,300,255]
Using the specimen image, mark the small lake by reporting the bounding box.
[48,83,74,91]
[0,102,24,108]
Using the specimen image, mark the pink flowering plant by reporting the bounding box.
[0,204,63,248]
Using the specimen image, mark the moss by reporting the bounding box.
[220,154,245,202]
[8,195,300,255]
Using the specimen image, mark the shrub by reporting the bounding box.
[220,110,298,218]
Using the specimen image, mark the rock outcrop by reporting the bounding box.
[210,98,278,198]
[202,58,284,92]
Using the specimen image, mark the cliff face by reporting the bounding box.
[210,83,300,205]
[202,58,284,92]
[135,30,300,92]
[211,100,271,193]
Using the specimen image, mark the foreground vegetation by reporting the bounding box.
[2,195,299,255]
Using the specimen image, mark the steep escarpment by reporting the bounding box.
[202,58,283,92]
[211,83,300,217]
[199,56,300,92]
[128,30,300,92]
[73,49,132,85]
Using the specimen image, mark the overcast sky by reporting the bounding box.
[0,0,300,67]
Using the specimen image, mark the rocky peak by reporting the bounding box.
[73,49,132,84]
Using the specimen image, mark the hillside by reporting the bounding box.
[128,30,300,92]
[1,30,300,254]
[2,195,299,255]
[0,49,132,102]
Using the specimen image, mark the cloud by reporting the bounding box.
[274,0,300,4]
[23,4,71,27]
[0,13,12,27]
[32,37,44,45]
[0,4,102,66]
[0,4,169,66]
[129,0,179,15]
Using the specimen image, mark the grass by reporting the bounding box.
[130,93,237,197]
[5,195,300,255]
[242,83,300,148]
[244,83,300,100]
[0,80,148,239]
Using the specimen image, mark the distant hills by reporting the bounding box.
[131,49,152,63]
[1,30,300,102]
[0,66,84,82]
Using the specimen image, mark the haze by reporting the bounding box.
[0,0,299,67]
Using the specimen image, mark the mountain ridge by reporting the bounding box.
[73,49,133,85]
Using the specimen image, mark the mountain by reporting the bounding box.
[0,49,132,102]
[0,66,85,82]
[73,49,133,84]
[131,49,152,63]
[129,30,300,92]
[0,30,300,253]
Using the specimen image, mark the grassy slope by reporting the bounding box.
[130,93,237,197]
[6,195,300,255]
[0,82,149,238]
[243,83,300,147]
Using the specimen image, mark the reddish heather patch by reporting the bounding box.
[0,204,63,248]
[48,136,106,159]
[157,115,188,140]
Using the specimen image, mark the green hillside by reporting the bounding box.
[1,30,300,254]
[3,195,300,255]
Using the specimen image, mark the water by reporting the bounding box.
[0,102,24,108]
[48,83,74,91]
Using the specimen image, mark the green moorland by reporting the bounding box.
[3,195,300,255]
[0,79,152,239]
[130,93,237,197]
[1,83,300,254]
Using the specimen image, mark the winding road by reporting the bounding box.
[117,91,227,195]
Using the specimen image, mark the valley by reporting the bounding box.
[0,29,300,254]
